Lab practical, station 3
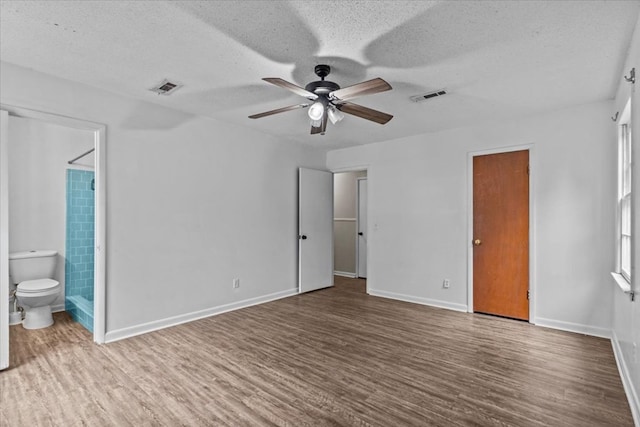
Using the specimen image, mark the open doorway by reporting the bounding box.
[0,105,106,370]
[333,171,367,280]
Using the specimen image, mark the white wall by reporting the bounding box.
[8,117,94,308]
[1,61,325,338]
[611,13,640,423]
[327,100,616,335]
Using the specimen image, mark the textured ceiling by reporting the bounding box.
[1,1,638,149]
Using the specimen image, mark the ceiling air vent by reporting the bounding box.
[410,89,447,103]
[149,79,183,95]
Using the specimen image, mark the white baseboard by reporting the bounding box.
[104,288,297,344]
[368,289,468,312]
[334,271,356,278]
[612,330,640,427]
[534,317,611,339]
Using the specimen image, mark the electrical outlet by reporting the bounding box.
[443,279,450,289]
[233,278,240,289]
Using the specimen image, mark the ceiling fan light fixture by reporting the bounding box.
[327,105,344,124]
[308,101,325,121]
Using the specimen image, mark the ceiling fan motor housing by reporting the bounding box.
[305,80,340,96]
[305,64,340,97]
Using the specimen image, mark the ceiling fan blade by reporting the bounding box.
[330,78,392,102]
[338,102,393,125]
[263,78,318,100]
[249,103,308,119]
[310,112,328,135]
[320,112,328,134]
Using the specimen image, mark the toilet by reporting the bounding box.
[9,250,60,329]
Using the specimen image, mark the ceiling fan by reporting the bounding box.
[249,64,393,135]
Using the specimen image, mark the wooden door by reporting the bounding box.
[473,150,529,320]
[299,168,334,293]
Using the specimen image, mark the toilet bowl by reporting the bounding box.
[15,279,60,329]
[9,250,60,330]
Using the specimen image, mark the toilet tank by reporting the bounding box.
[8,250,58,284]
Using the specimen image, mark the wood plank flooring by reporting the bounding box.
[1,277,633,426]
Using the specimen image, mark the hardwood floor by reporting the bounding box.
[2,276,633,426]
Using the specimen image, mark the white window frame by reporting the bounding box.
[617,100,632,284]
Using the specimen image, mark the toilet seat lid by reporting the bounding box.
[17,278,59,293]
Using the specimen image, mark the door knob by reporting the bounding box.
[473,239,482,246]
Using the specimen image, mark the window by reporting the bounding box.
[618,101,632,282]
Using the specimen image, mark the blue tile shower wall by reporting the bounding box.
[65,169,94,332]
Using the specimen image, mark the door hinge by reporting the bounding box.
[527,165,530,175]
[527,290,530,300]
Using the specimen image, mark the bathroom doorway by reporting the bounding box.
[0,105,106,370]
[333,170,367,280]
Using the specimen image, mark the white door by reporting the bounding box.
[0,110,9,370]
[299,168,334,293]
[357,178,367,278]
